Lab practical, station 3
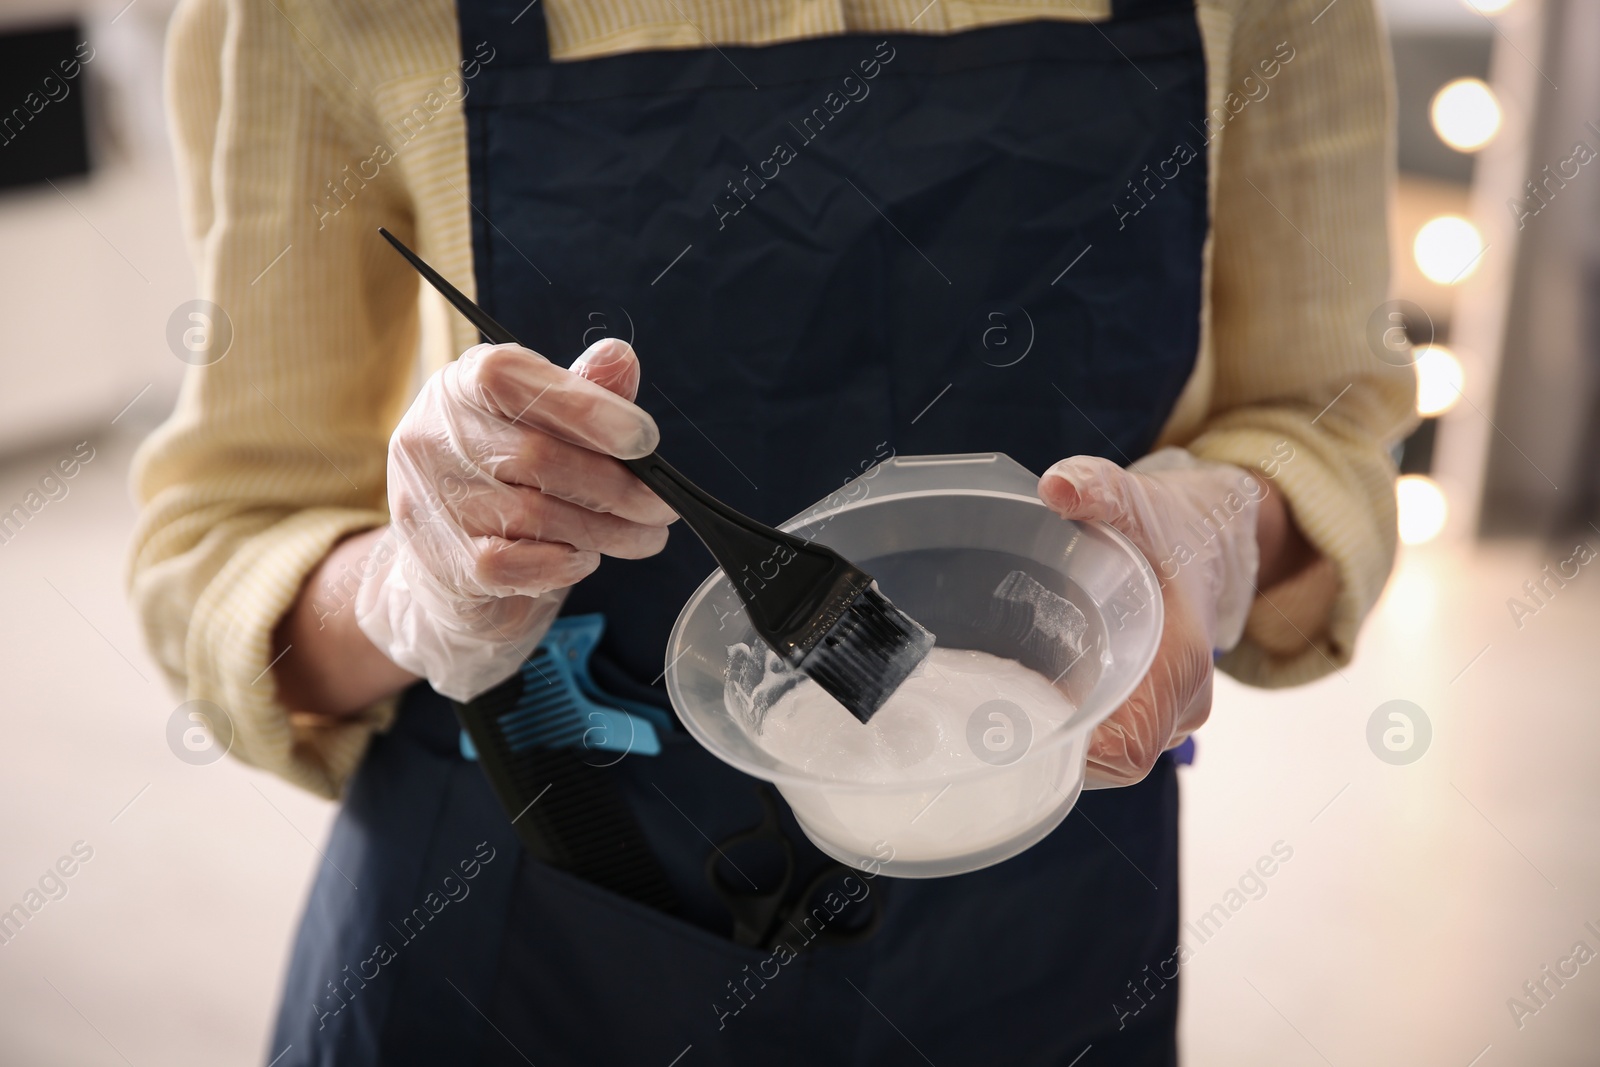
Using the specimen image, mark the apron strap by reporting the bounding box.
[463,0,552,66]
[1113,0,1199,17]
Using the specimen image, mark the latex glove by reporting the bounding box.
[1038,448,1262,787]
[356,338,675,701]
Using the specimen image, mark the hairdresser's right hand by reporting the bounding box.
[356,338,676,701]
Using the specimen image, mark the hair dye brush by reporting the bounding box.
[379,228,933,722]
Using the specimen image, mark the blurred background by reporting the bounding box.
[0,0,1596,1063]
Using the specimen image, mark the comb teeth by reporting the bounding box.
[796,583,935,723]
[494,648,588,751]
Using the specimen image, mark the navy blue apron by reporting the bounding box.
[270,1,1207,1063]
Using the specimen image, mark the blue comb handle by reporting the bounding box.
[543,615,674,733]
[458,615,663,761]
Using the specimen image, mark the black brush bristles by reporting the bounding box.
[379,226,936,723]
[796,583,936,724]
[624,451,936,723]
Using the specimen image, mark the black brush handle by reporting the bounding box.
[621,453,858,654]
[381,227,519,346]
[377,228,854,657]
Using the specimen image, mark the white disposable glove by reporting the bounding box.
[1038,448,1262,786]
[356,338,676,701]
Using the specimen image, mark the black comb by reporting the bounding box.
[459,653,677,911]
[379,227,933,722]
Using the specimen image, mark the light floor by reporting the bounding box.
[0,427,1596,1066]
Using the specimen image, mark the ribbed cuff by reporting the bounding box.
[1185,424,1395,688]
[186,506,394,798]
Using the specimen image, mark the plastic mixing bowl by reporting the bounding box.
[664,452,1163,878]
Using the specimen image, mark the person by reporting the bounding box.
[130,0,1415,1062]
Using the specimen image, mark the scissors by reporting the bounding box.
[705,786,883,951]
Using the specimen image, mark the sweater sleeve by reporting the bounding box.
[1185,0,1420,687]
[129,0,422,797]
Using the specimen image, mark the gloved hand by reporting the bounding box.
[356,338,676,701]
[1038,448,1262,786]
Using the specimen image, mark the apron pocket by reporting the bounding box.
[484,851,823,1067]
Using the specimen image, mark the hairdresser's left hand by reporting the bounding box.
[1039,449,1262,787]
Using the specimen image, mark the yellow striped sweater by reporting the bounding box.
[131,0,1417,797]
